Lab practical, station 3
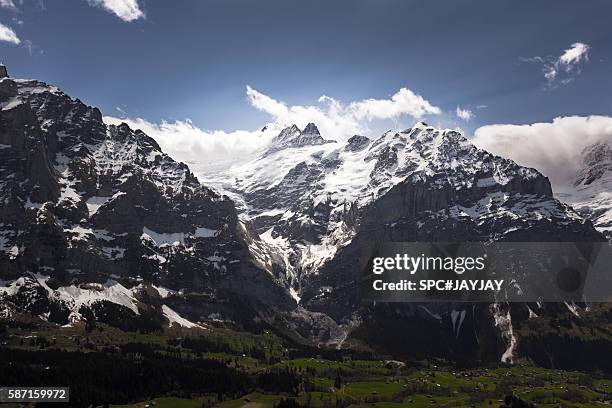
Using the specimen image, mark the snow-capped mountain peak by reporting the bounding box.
[302,122,321,135]
[268,123,333,154]
[206,121,596,303]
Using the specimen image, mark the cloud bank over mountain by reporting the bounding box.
[106,83,612,192]
[473,115,612,188]
[106,85,441,173]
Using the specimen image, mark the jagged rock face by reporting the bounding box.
[210,121,605,362]
[575,141,612,186]
[345,135,370,152]
[0,76,294,328]
[557,141,612,239]
[266,123,333,154]
[294,127,602,360]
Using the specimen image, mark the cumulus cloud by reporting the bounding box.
[245,85,440,139]
[87,0,144,22]
[456,106,474,122]
[246,86,364,139]
[521,42,591,87]
[559,42,590,66]
[0,22,20,44]
[0,0,18,11]
[106,85,441,174]
[348,88,441,121]
[472,116,612,188]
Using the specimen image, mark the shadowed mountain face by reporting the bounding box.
[1,71,610,368]
[0,74,295,330]
[211,122,606,363]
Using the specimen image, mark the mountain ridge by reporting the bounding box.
[1,71,610,367]
[0,73,297,332]
[208,119,606,362]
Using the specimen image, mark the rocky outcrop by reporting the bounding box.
[557,140,612,238]
[344,135,370,152]
[575,141,612,186]
[266,123,333,154]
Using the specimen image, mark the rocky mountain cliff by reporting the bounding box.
[0,71,295,332]
[557,140,612,239]
[210,121,607,363]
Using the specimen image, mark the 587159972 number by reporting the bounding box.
[0,387,69,402]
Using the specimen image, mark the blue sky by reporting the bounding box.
[1,0,611,180]
[1,0,611,132]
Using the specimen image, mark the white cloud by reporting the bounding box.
[246,85,289,118]
[245,85,440,140]
[103,116,279,175]
[0,0,17,11]
[87,0,144,22]
[348,88,441,121]
[456,106,474,122]
[522,42,591,87]
[246,86,364,140]
[472,115,612,188]
[0,22,20,44]
[107,85,441,174]
[559,42,590,66]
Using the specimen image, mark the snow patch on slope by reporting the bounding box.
[162,304,203,329]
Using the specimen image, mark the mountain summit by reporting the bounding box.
[267,123,332,153]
